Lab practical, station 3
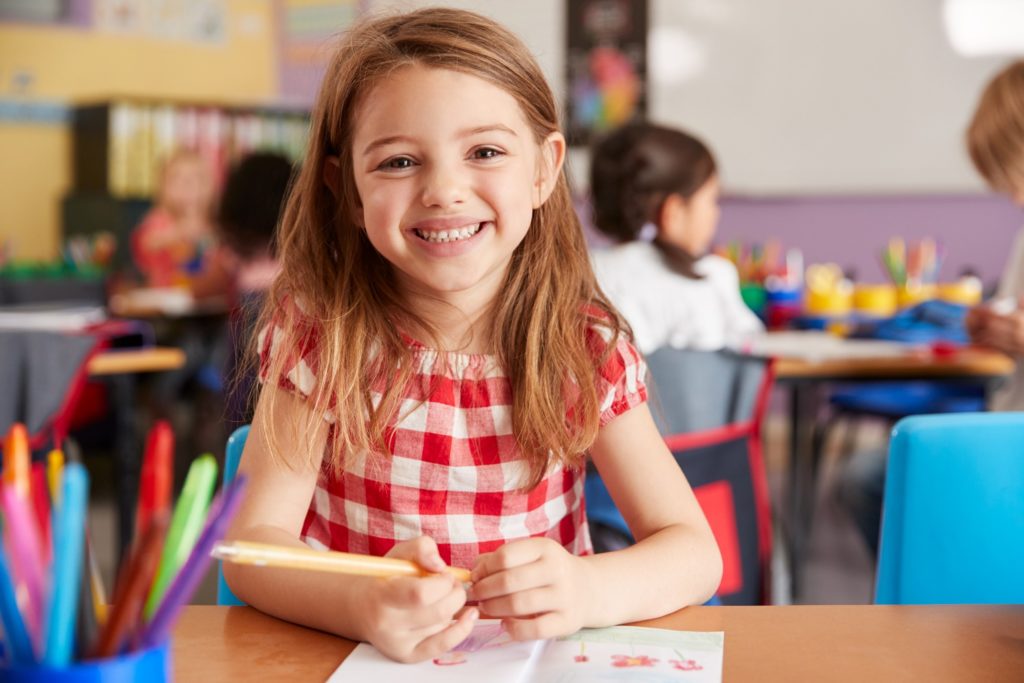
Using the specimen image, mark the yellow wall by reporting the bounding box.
[0,0,277,260]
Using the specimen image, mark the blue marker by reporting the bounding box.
[43,462,89,666]
[0,545,35,664]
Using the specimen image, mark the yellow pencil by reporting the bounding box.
[47,449,64,503]
[211,540,473,583]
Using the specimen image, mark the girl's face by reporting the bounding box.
[347,65,563,311]
[162,156,213,216]
[660,174,721,256]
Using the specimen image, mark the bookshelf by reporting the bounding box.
[64,99,310,271]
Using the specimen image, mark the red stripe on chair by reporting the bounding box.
[694,480,741,596]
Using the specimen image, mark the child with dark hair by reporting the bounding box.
[589,122,762,353]
[216,152,294,427]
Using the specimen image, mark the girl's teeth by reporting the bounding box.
[416,223,482,243]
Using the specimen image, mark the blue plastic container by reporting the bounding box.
[0,643,170,683]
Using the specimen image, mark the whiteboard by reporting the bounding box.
[647,0,1014,194]
[371,0,1013,194]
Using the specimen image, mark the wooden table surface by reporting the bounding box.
[171,604,1024,682]
[774,346,1015,381]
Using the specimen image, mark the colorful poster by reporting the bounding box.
[566,0,647,146]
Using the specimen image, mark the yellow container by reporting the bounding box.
[804,287,852,317]
[852,283,898,318]
[897,283,936,309]
[936,280,982,306]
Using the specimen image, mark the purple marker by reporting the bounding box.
[137,475,248,648]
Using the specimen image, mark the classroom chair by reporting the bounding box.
[875,413,1024,604]
[585,348,776,605]
[216,424,249,606]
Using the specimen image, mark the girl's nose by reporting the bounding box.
[420,163,466,208]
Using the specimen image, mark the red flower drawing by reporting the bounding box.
[574,655,589,663]
[611,654,659,668]
[669,658,704,671]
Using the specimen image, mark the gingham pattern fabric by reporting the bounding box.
[257,320,647,569]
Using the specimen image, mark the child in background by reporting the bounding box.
[964,59,1024,409]
[838,60,1024,557]
[215,152,293,427]
[132,150,218,287]
[225,8,721,664]
[589,123,763,354]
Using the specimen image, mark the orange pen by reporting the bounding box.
[92,514,168,658]
[3,423,31,499]
[136,421,174,537]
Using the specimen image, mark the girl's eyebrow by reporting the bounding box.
[361,125,518,156]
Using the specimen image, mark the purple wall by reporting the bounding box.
[717,193,1022,291]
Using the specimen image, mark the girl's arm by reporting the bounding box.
[470,403,722,639]
[580,403,723,622]
[225,387,475,661]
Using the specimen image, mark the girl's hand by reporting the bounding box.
[974,308,1024,356]
[356,537,477,663]
[469,538,594,641]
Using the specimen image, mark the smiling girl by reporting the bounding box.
[224,8,722,663]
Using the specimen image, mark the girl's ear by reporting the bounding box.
[533,131,567,209]
[658,193,687,238]
[323,156,341,198]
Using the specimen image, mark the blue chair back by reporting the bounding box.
[217,425,249,606]
[876,413,1024,604]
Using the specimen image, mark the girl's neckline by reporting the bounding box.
[400,332,496,361]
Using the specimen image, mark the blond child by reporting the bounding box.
[963,60,1024,409]
[132,150,218,287]
[225,8,722,664]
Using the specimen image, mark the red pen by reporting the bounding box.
[29,463,52,566]
[92,514,168,658]
[136,421,174,537]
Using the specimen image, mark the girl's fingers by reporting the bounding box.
[386,536,448,573]
[469,559,549,601]
[472,539,546,582]
[403,581,469,630]
[476,585,558,619]
[501,611,567,641]
[385,573,461,608]
[410,607,479,662]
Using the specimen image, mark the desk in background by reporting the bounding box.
[762,333,1015,598]
[88,346,186,558]
[172,605,1024,682]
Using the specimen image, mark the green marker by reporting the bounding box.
[143,454,218,618]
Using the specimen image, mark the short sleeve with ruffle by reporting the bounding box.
[587,325,648,426]
[256,302,323,402]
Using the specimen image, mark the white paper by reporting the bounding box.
[327,621,723,683]
[743,331,916,362]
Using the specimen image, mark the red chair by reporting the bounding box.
[586,349,775,605]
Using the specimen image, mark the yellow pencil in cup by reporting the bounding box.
[212,541,473,583]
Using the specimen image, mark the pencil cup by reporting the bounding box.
[0,642,170,683]
[853,283,898,318]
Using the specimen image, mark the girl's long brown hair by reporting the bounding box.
[258,7,628,487]
[967,60,1024,196]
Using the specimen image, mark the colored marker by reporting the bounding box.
[29,463,52,566]
[47,449,64,504]
[136,421,174,537]
[1,485,46,647]
[92,515,168,659]
[0,545,35,664]
[138,475,248,648]
[43,462,89,666]
[143,454,217,618]
[3,423,30,498]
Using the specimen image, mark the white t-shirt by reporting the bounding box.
[990,227,1024,411]
[591,241,764,354]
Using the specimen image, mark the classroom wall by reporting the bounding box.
[0,0,278,261]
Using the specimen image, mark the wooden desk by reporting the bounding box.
[773,344,1014,598]
[87,347,186,376]
[171,605,1024,682]
[87,346,186,558]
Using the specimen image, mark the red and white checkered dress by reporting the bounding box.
[257,319,647,569]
